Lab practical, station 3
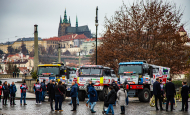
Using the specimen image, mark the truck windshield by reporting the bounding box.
[38,66,59,75]
[118,65,142,74]
[80,68,102,76]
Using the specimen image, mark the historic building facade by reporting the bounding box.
[58,9,91,38]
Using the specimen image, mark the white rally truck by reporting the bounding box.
[77,65,117,101]
[118,61,170,102]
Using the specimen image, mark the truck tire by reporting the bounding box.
[78,91,85,101]
[138,88,150,102]
[98,91,105,101]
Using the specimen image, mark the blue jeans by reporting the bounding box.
[70,96,79,104]
[35,91,41,103]
[86,94,91,105]
[91,102,96,110]
[20,93,26,104]
[106,104,114,114]
[55,95,63,110]
[41,91,46,101]
[126,95,128,105]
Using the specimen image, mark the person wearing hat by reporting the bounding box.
[33,79,42,104]
[117,85,127,114]
[41,79,46,102]
[20,80,28,105]
[49,80,55,111]
[88,83,98,113]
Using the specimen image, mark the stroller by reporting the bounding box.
[102,95,112,114]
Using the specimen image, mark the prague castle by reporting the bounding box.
[58,9,91,38]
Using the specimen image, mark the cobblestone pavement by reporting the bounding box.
[0,98,190,115]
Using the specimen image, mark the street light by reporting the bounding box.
[95,6,98,65]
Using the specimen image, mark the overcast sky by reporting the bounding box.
[0,0,190,43]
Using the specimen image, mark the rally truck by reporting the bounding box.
[77,65,117,101]
[37,63,77,100]
[118,61,170,102]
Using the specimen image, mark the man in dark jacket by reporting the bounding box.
[33,80,42,104]
[70,82,77,111]
[2,81,9,105]
[89,83,98,113]
[41,79,46,102]
[153,77,164,110]
[123,79,129,105]
[49,80,55,111]
[106,86,116,115]
[86,80,92,107]
[47,80,52,102]
[54,81,65,112]
[111,79,119,106]
[165,78,176,111]
[9,82,17,105]
[180,81,189,111]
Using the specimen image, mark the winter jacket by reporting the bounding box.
[87,84,92,93]
[20,84,28,93]
[41,82,46,91]
[70,85,77,97]
[9,84,17,94]
[117,88,127,106]
[33,83,42,92]
[3,84,9,95]
[49,83,55,99]
[111,81,119,92]
[0,85,2,95]
[54,84,65,95]
[89,86,98,102]
[106,89,117,104]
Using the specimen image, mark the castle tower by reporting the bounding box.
[58,9,71,37]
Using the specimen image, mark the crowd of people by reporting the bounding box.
[153,77,189,112]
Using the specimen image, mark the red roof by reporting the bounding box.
[7,54,26,58]
[28,57,34,59]
[43,37,61,41]
[84,37,103,42]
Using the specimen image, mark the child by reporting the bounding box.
[117,85,127,114]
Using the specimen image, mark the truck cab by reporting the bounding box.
[118,61,170,102]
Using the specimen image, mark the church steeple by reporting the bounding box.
[69,16,71,24]
[60,16,62,24]
[63,8,68,23]
[76,15,78,28]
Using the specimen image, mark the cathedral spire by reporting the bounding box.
[60,15,62,24]
[76,15,78,28]
[69,16,71,24]
[63,8,68,23]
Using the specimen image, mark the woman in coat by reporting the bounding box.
[117,85,127,114]
[89,83,98,113]
[106,86,116,115]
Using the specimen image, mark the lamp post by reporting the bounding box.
[95,6,98,65]
[34,24,39,72]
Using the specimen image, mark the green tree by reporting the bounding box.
[0,49,4,54]
[21,42,28,55]
[7,46,15,54]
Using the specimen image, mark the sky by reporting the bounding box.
[0,0,190,43]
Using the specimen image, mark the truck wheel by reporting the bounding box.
[78,91,85,101]
[138,88,150,102]
[98,91,105,101]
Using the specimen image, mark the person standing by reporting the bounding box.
[2,81,9,106]
[20,80,28,105]
[153,77,164,110]
[89,83,98,113]
[41,79,46,102]
[33,80,42,104]
[70,82,77,111]
[110,79,119,106]
[86,80,92,107]
[123,79,129,106]
[49,80,55,111]
[117,85,127,114]
[54,81,65,112]
[106,86,117,115]
[47,80,52,102]
[180,81,189,111]
[69,82,79,105]
[0,81,2,102]
[9,82,17,105]
[165,78,176,111]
